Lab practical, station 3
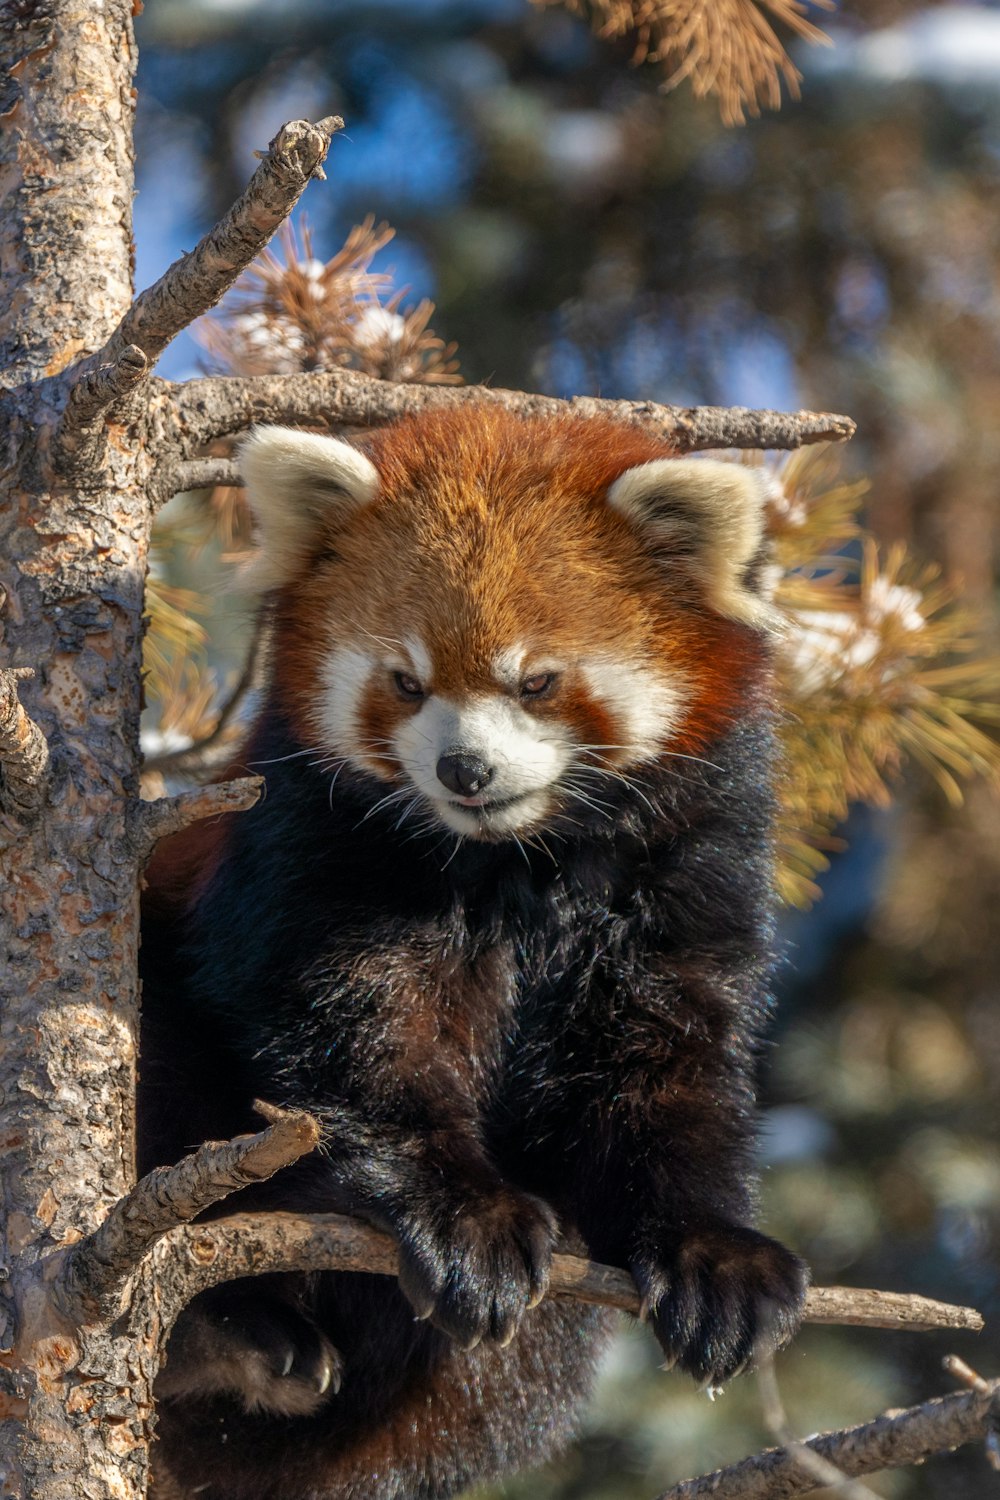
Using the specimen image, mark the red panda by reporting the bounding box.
[140,408,807,1500]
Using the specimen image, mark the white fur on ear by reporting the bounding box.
[237,426,380,590]
[608,459,776,628]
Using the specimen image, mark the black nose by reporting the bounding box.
[436,752,494,797]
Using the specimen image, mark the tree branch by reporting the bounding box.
[141,1205,983,1342]
[59,1104,320,1323]
[755,1351,880,1500]
[170,457,243,493]
[799,1282,983,1333]
[655,1377,1000,1500]
[129,774,263,862]
[0,666,50,823]
[75,115,342,385]
[157,367,857,467]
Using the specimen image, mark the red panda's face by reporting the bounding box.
[239,412,773,842]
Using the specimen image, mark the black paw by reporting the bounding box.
[396,1187,558,1350]
[156,1290,343,1417]
[632,1223,808,1389]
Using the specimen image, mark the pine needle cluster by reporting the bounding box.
[200,218,461,385]
[539,0,835,125]
[766,447,1000,905]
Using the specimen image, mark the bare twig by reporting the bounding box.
[944,1353,991,1393]
[802,1283,983,1333]
[143,620,271,780]
[656,1376,1000,1499]
[129,774,263,862]
[944,1357,1000,1471]
[170,458,243,493]
[157,367,856,465]
[539,1255,983,1332]
[76,116,342,384]
[0,666,50,823]
[60,1105,320,1323]
[756,1352,880,1500]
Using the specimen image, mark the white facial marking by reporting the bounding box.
[580,657,688,762]
[403,635,433,685]
[312,644,690,840]
[491,644,526,690]
[316,646,378,766]
[394,694,572,837]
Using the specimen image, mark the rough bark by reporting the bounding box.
[0,4,152,1496]
[0,668,50,821]
[0,14,342,1498]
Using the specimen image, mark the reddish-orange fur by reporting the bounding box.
[265,408,764,762]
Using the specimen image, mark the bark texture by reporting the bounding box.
[0,13,343,1482]
[0,4,152,1497]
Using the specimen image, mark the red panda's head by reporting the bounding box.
[238,409,774,841]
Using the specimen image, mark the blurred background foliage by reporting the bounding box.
[136,1,1000,1494]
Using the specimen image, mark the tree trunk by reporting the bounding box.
[0,1,156,1495]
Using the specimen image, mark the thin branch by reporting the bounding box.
[129,774,263,862]
[59,1105,320,1323]
[0,666,50,823]
[156,367,856,470]
[756,1351,880,1500]
[75,116,342,384]
[801,1282,984,1333]
[143,619,271,780]
[655,1377,1000,1500]
[171,458,242,493]
[943,1357,1000,1471]
[145,1206,983,1340]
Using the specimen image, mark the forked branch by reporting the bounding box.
[0,667,50,823]
[60,1104,319,1322]
[74,116,342,388]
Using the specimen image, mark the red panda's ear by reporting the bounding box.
[607,458,778,629]
[236,426,380,590]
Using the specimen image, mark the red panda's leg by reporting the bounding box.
[313,1108,560,1351]
[553,964,807,1388]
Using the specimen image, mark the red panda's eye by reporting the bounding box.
[394,672,425,700]
[521,672,556,698]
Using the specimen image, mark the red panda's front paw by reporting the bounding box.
[396,1187,558,1350]
[632,1223,809,1389]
